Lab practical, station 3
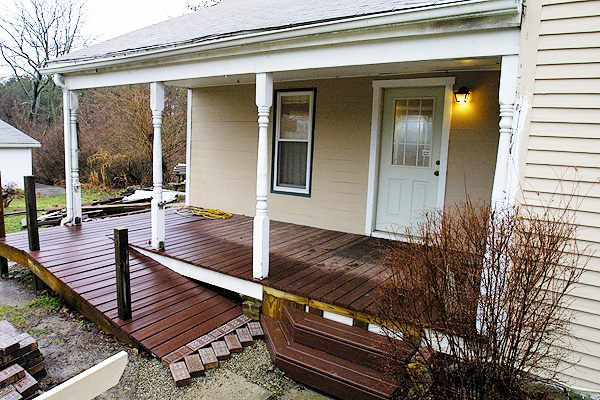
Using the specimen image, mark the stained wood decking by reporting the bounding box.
[128,210,391,316]
[0,212,242,359]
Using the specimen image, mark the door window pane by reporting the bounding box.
[392,98,434,167]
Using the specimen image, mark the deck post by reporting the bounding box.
[253,73,273,279]
[0,171,8,277]
[491,55,519,208]
[69,91,82,225]
[24,176,45,291]
[150,82,166,250]
[24,176,39,252]
[114,228,132,320]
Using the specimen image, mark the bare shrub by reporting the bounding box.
[377,199,584,400]
[2,182,19,208]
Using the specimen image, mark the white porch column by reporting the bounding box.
[150,82,166,250]
[491,55,519,208]
[69,91,82,225]
[60,87,73,226]
[253,73,273,279]
[185,88,192,206]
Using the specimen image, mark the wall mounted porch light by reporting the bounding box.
[454,86,470,103]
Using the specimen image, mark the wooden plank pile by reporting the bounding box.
[23,188,183,228]
[0,321,45,399]
[161,315,265,387]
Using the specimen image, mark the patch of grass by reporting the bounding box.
[29,328,49,336]
[4,187,121,234]
[0,305,29,328]
[27,295,63,311]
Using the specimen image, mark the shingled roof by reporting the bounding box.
[47,0,469,66]
[0,120,41,148]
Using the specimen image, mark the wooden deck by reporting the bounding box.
[0,212,242,359]
[0,209,392,356]
[128,210,391,316]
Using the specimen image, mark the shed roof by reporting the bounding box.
[0,120,41,148]
[47,0,470,66]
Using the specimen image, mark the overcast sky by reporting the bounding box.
[0,0,197,77]
[83,0,193,41]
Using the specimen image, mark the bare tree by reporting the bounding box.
[0,0,87,120]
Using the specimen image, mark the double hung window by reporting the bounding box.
[272,89,315,195]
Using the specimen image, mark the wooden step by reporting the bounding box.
[262,315,400,400]
[282,306,413,372]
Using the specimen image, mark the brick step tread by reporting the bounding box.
[262,315,398,400]
[282,306,412,371]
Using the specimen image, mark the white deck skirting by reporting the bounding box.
[133,247,264,300]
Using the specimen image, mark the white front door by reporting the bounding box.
[375,86,446,234]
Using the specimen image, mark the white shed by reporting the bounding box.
[0,119,41,189]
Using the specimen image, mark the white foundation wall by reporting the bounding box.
[0,148,33,189]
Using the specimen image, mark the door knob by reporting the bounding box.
[434,171,439,176]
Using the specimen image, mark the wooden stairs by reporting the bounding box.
[262,306,414,400]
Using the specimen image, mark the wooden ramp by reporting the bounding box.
[0,212,242,359]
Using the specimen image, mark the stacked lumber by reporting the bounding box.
[0,321,44,399]
[161,315,265,387]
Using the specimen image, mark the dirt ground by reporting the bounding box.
[0,262,331,400]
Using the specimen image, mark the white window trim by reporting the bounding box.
[365,77,454,236]
[272,89,315,196]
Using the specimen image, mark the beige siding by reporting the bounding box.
[189,71,500,234]
[520,0,600,391]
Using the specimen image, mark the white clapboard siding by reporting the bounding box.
[521,0,600,391]
[0,148,33,189]
[190,71,499,234]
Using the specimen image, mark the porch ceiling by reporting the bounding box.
[166,56,501,88]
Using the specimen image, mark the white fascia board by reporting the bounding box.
[63,28,520,90]
[0,143,41,148]
[43,0,520,78]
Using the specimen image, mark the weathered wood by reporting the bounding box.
[0,172,7,278]
[0,172,6,239]
[169,361,191,387]
[224,334,243,353]
[161,345,194,366]
[184,354,204,377]
[211,341,230,360]
[0,364,25,387]
[353,319,369,330]
[114,228,132,321]
[247,322,264,339]
[198,348,218,369]
[0,334,19,356]
[23,177,38,252]
[236,327,253,347]
[13,372,37,398]
[0,385,22,400]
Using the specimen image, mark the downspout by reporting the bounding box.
[53,74,74,226]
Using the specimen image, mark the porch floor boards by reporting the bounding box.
[0,212,242,359]
[129,210,391,316]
